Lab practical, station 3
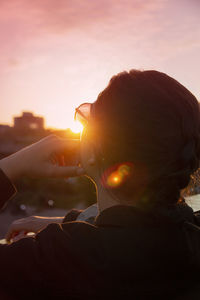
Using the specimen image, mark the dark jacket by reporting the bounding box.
[0,168,200,299]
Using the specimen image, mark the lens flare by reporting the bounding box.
[118,164,130,176]
[102,162,133,189]
[107,172,121,187]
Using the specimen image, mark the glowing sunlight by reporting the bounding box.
[69,120,83,134]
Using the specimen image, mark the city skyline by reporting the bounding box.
[0,110,82,132]
[0,0,200,129]
[1,111,47,129]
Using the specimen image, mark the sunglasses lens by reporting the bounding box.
[75,103,92,126]
[75,112,87,126]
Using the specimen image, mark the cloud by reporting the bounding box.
[0,0,199,73]
[0,0,167,72]
[32,0,164,34]
[0,0,165,36]
[0,0,199,127]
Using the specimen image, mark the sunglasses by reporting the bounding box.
[74,103,92,127]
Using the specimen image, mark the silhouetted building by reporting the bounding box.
[0,125,10,134]
[14,112,44,131]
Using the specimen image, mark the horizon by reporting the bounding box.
[0,110,77,131]
[0,0,200,129]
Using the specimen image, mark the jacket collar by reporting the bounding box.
[94,203,194,227]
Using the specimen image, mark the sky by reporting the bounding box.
[0,0,199,129]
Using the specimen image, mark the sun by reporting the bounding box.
[69,120,83,134]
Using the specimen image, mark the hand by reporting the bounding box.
[5,215,64,242]
[0,135,85,181]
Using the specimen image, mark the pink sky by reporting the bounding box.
[0,0,199,129]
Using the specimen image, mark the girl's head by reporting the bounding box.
[76,70,200,207]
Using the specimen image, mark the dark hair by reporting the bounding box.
[91,70,200,207]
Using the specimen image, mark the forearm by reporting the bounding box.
[0,168,16,210]
[6,215,66,242]
[0,155,21,182]
[35,216,64,226]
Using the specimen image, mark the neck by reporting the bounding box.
[95,181,146,213]
[96,182,121,212]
